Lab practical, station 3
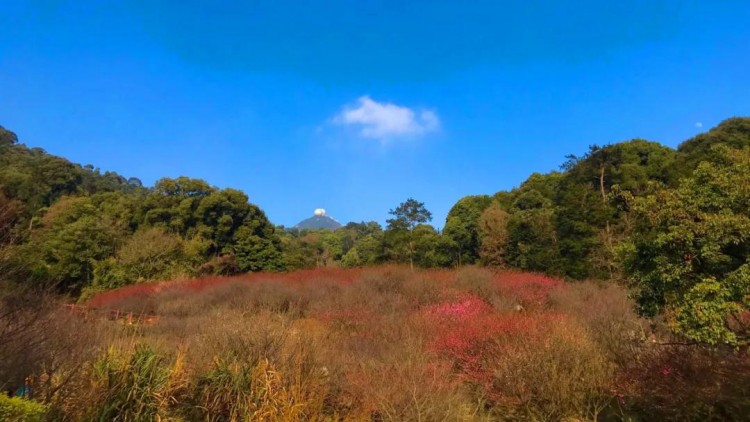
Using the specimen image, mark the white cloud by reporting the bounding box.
[333,96,439,140]
[695,122,703,128]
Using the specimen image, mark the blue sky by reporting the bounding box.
[1,1,749,228]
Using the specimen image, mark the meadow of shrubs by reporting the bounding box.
[2,266,748,421]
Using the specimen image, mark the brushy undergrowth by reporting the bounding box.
[0,394,48,422]
[2,266,749,421]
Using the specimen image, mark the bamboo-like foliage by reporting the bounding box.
[85,344,184,422]
[194,357,326,422]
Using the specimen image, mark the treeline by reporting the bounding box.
[283,119,749,282]
[0,130,283,299]
[440,117,750,344]
[1,119,748,344]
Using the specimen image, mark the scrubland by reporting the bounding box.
[2,266,749,421]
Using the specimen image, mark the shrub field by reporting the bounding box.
[2,266,749,421]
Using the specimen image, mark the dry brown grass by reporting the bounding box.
[4,266,746,420]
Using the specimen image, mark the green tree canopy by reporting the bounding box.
[387,198,432,231]
[555,140,677,279]
[443,195,492,266]
[622,146,750,345]
[19,196,127,293]
[675,117,750,174]
[386,198,433,269]
[0,126,18,147]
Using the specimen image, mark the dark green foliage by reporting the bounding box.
[554,140,677,279]
[470,140,679,280]
[0,394,48,422]
[443,195,492,266]
[0,146,83,217]
[277,222,381,269]
[387,198,432,231]
[232,225,284,272]
[140,177,283,266]
[341,232,384,267]
[18,196,127,293]
[622,146,750,345]
[412,224,453,268]
[386,198,434,269]
[382,223,451,269]
[676,117,750,174]
[0,131,284,294]
[465,117,749,344]
[0,126,18,147]
[501,173,563,274]
[0,139,142,226]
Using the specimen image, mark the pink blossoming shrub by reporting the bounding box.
[422,293,615,419]
[495,271,565,310]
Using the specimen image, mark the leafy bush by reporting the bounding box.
[0,395,48,422]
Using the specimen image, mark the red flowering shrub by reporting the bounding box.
[423,296,563,397]
[85,282,163,309]
[424,294,491,321]
[495,271,565,310]
[86,267,363,310]
[421,293,614,419]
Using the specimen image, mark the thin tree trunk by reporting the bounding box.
[600,166,614,278]
[409,239,414,270]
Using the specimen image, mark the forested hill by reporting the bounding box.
[0,125,284,298]
[1,118,749,344]
[442,117,750,278]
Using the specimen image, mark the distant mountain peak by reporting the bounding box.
[294,209,342,230]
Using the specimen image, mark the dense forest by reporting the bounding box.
[1,118,749,346]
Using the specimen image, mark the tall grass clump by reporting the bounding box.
[191,357,330,422]
[482,318,615,420]
[84,344,185,421]
[454,266,500,307]
[549,281,646,365]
